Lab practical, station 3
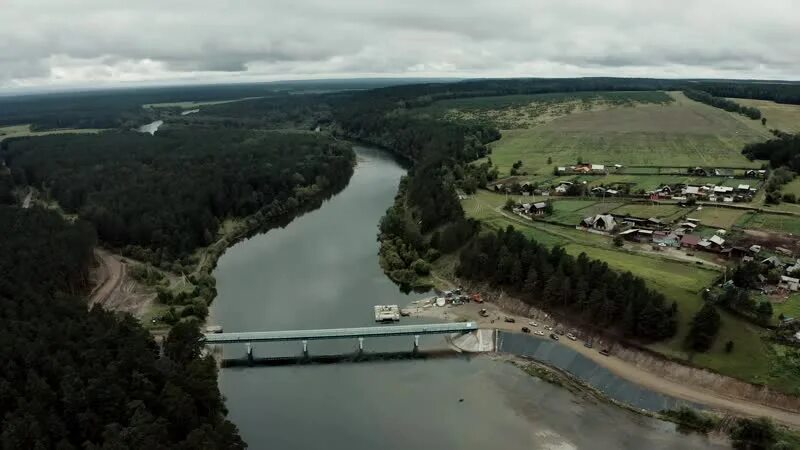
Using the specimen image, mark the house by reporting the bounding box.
[614,164,623,169]
[745,169,767,178]
[680,234,702,249]
[583,214,616,232]
[686,218,701,224]
[762,256,783,268]
[690,167,709,176]
[574,164,592,173]
[678,222,698,230]
[591,164,606,173]
[713,186,734,195]
[786,259,800,275]
[749,244,762,254]
[555,185,569,194]
[557,166,566,173]
[493,183,504,192]
[619,228,653,242]
[779,276,800,292]
[737,184,751,192]
[591,187,606,195]
[530,202,548,216]
[709,235,726,250]
[776,247,793,256]
[605,189,619,196]
[684,185,701,196]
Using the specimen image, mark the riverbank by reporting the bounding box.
[407,295,800,428]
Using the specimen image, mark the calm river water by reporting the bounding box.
[211,146,726,450]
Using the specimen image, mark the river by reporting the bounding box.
[211,146,726,449]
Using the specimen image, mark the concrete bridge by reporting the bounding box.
[203,321,479,362]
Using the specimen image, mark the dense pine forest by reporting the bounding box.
[2,129,354,270]
[457,226,677,340]
[0,206,244,449]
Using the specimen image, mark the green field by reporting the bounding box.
[0,124,105,142]
[731,98,800,133]
[142,96,265,109]
[461,189,778,385]
[689,207,748,229]
[609,203,687,221]
[481,92,769,176]
[781,177,800,197]
[737,212,800,234]
[415,91,671,129]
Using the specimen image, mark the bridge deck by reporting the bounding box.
[203,322,478,344]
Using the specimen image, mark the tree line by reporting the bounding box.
[0,206,244,449]
[457,226,678,340]
[2,128,354,271]
[683,89,762,119]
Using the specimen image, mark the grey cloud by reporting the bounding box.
[0,0,798,90]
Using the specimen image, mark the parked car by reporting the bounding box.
[535,330,545,336]
[566,333,577,341]
[479,309,489,317]
[599,349,610,356]
[504,317,516,323]
[584,340,593,348]
[550,333,559,341]
[544,325,553,331]
[528,321,538,327]
[521,327,530,333]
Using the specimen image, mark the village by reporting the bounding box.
[487,161,800,347]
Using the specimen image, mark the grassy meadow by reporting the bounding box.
[0,124,105,142]
[479,91,769,177]
[730,98,800,133]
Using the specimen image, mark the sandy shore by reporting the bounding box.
[406,298,800,428]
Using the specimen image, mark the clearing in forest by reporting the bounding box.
[729,98,800,133]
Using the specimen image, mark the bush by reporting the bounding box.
[782,193,796,203]
[662,407,717,433]
[411,258,431,276]
[725,340,735,353]
[613,235,624,247]
[730,417,777,449]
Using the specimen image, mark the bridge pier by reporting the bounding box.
[246,343,253,365]
[413,335,420,353]
[302,340,309,359]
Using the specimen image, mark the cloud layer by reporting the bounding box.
[2,0,798,90]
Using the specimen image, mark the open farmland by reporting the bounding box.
[415,91,671,129]
[729,98,800,133]
[0,124,105,142]
[481,91,769,176]
[737,212,800,235]
[609,203,687,221]
[689,206,748,229]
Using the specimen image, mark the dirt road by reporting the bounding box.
[89,249,125,306]
[410,300,800,428]
[88,249,154,317]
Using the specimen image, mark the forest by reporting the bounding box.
[742,134,800,170]
[2,128,354,270]
[683,89,762,119]
[0,206,244,449]
[457,226,678,340]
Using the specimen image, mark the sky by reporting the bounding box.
[1,0,798,91]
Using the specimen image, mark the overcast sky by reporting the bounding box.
[2,0,798,91]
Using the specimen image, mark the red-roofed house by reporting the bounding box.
[680,234,701,249]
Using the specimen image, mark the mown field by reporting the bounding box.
[689,206,748,229]
[737,212,800,235]
[0,124,105,142]
[731,98,800,133]
[479,91,769,176]
[414,91,671,129]
[610,203,687,221]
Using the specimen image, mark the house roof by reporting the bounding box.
[619,229,638,235]
[781,275,800,283]
[685,186,700,195]
[698,239,712,248]
[591,164,605,170]
[533,202,547,209]
[738,184,750,190]
[713,186,734,193]
[681,234,701,245]
[709,235,725,246]
[679,222,698,228]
